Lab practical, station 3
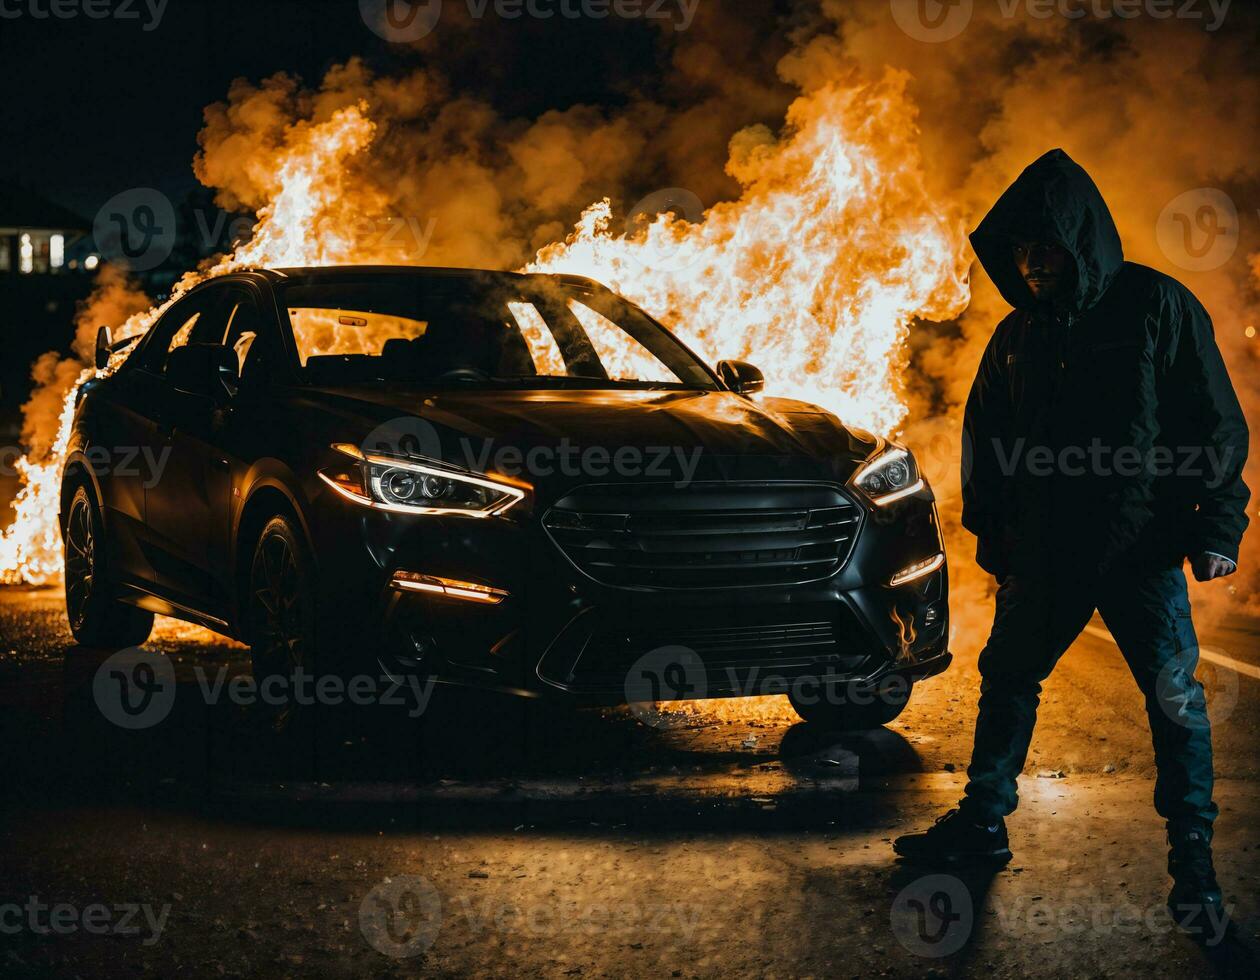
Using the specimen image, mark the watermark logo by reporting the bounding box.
[624,645,708,728]
[93,188,178,273]
[1156,188,1239,272]
[890,0,973,43]
[92,647,176,730]
[890,873,974,957]
[1154,646,1238,731]
[905,414,969,494]
[359,0,443,41]
[625,187,705,273]
[361,416,446,463]
[360,875,443,957]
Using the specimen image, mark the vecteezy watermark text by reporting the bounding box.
[193,666,437,719]
[624,644,917,728]
[0,897,171,946]
[994,0,1231,31]
[91,649,439,730]
[461,437,703,487]
[2,445,171,487]
[359,872,704,960]
[989,438,1240,487]
[993,889,1231,946]
[890,0,1232,44]
[464,0,698,30]
[359,0,698,43]
[0,0,168,30]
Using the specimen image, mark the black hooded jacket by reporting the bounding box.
[963,149,1249,575]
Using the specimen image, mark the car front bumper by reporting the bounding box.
[306,480,952,704]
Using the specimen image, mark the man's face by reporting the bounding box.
[1013,240,1072,302]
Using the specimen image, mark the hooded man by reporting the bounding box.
[893,149,1249,938]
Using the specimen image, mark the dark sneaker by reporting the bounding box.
[893,808,1012,867]
[1167,827,1230,945]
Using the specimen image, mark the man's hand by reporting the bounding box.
[1191,553,1237,582]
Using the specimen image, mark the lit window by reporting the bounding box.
[50,234,64,269]
[166,312,201,362]
[19,234,33,274]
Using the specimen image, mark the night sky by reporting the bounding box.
[1,0,676,222]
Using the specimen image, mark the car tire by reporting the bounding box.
[787,678,913,730]
[63,484,155,648]
[245,514,319,731]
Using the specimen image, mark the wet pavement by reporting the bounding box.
[1,586,1258,978]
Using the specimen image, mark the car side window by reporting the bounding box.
[155,309,203,373]
[219,288,279,389]
[137,294,203,375]
[221,296,261,372]
[140,289,227,375]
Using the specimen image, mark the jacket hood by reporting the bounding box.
[970,149,1124,313]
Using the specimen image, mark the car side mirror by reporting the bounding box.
[716,359,765,395]
[167,344,239,401]
[95,326,113,370]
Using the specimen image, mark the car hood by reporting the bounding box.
[295,385,880,489]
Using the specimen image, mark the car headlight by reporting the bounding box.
[319,444,528,517]
[850,447,924,506]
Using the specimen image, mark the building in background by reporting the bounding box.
[0,182,96,277]
[0,183,96,437]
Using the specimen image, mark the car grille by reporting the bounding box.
[540,604,880,692]
[543,483,861,589]
[579,620,855,671]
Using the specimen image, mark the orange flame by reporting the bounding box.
[528,78,971,432]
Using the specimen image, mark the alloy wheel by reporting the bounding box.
[250,530,306,677]
[64,495,96,630]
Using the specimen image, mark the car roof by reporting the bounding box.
[194,265,601,290]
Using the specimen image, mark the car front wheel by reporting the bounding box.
[63,484,154,648]
[787,678,913,730]
[246,514,319,730]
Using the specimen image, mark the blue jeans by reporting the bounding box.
[960,566,1217,832]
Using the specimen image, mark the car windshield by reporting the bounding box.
[280,275,716,390]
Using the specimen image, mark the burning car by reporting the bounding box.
[59,266,950,728]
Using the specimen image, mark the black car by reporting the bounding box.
[61,266,950,728]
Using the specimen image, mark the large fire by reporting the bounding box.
[529,80,970,430]
[0,77,968,587]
